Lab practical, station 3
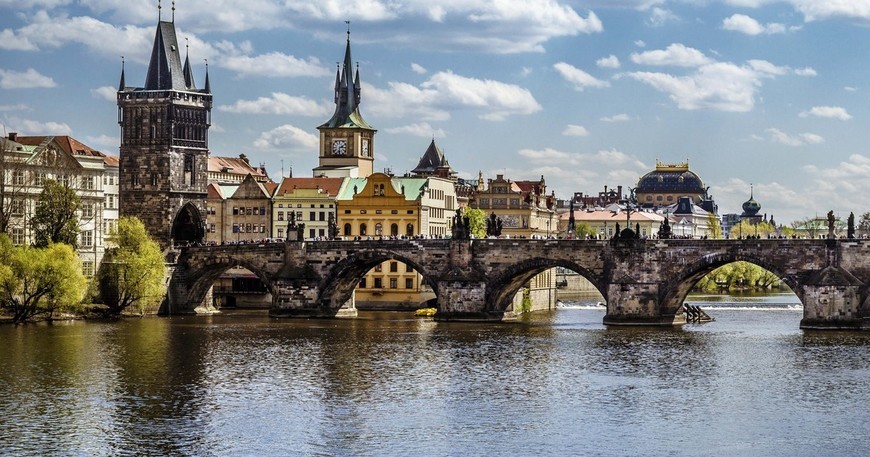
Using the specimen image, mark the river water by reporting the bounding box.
[1,295,868,456]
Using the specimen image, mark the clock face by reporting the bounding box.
[362,140,369,157]
[332,139,347,155]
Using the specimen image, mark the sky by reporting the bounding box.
[2,0,870,224]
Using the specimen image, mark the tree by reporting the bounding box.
[707,213,723,239]
[463,207,487,239]
[30,178,80,248]
[96,217,166,315]
[0,235,86,323]
[858,212,870,238]
[574,222,596,239]
[729,220,774,239]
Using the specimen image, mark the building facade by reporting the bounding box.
[117,14,212,249]
[271,177,345,240]
[470,174,557,238]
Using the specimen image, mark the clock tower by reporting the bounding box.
[314,27,376,178]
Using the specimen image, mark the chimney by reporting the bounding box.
[8,132,17,141]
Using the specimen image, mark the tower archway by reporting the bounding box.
[171,202,205,246]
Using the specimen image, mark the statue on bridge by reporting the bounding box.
[658,216,672,239]
[328,212,339,240]
[827,210,835,239]
[451,209,471,240]
[486,212,503,237]
[287,210,305,242]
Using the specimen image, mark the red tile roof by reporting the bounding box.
[275,177,344,197]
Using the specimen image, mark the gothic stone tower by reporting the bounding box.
[117,12,211,249]
[314,28,377,178]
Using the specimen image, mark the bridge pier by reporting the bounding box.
[433,280,505,321]
[799,266,865,330]
[270,279,358,318]
[603,282,686,326]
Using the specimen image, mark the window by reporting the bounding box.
[360,223,367,236]
[278,211,284,221]
[344,223,351,236]
[375,263,382,272]
[12,170,25,186]
[391,210,398,214]
[405,278,413,289]
[374,278,382,288]
[390,278,397,289]
[82,261,94,277]
[277,228,284,238]
[406,264,413,273]
[375,223,383,236]
[34,172,44,186]
[359,278,367,288]
[391,223,398,237]
[319,212,325,221]
[390,262,398,272]
[309,212,315,221]
[11,200,24,216]
[82,176,95,190]
[81,230,93,247]
[11,228,25,245]
[233,207,239,215]
[82,203,94,219]
[260,207,266,215]
[406,224,414,236]
[106,195,115,209]
[309,228,315,238]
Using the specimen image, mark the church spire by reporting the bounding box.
[182,38,196,89]
[118,56,125,91]
[204,59,211,94]
[318,22,372,130]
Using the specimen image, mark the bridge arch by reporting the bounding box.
[487,258,606,313]
[659,251,803,316]
[317,247,438,312]
[176,253,278,313]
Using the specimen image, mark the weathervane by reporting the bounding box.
[158,0,162,21]
[172,1,176,22]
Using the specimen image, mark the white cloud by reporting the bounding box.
[0,104,30,112]
[799,106,852,120]
[601,114,632,122]
[634,40,646,47]
[218,93,329,116]
[794,67,817,77]
[90,86,117,102]
[722,14,790,35]
[384,122,446,138]
[364,81,449,121]
[253,124,319,153]
[553,62,610,91]
[218,52,329,78]
[596,55,621,69]
[845,86,857,92]
[562,124,590,137]
[0,68,56,89]
[411,63,427,74]
[765,128,825,146]
[0,116,72,135]
[420,71,542,121]
[630,43,712,67]
[84,134,119,150]
[748,59,789,76]
[647,7,679,26]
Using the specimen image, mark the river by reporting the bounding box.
[1,295,868,456]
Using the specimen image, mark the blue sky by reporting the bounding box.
[2,0,870,224]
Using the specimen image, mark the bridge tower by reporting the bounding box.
[314,24,377,178]
[117,3,211,249]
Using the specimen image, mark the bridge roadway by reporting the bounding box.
[166,238,870,330]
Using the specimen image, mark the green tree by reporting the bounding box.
[463,207,487,239]
[858,211,870,238]
[728,220,774,239]
[707,213,723,239]
[574,222,596,239]
[30,179,80,248]
[0,235,86,323]
[96,217,166,315]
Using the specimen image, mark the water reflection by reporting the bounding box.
[1,307,868,456]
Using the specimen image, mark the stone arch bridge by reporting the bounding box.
[166,239,870,330]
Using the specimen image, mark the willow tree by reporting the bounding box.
[463,207,487,239]
[96,216,166,315]
[0,235,86,323]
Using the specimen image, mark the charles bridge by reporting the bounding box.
[166,238,870,330]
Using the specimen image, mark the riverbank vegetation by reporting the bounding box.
[0,216,165,324]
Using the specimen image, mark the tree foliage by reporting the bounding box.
[30,179,80,248]
[728,220,775,239]
[0,234,86,323]
[462,207,487,239]
[96,217,166,315]
[573,222,597,239]
[694,261,784,293]
[707,213,723,239]
[859,211,870,237]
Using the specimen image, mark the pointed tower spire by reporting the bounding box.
[158,0,162,21]
[354,62,361,107]
[183,37,196,89]
[172,1,176,22]
[318,22,372,130]
[118,56,126,91]
[333,62,340,104]
[204,59,211,93]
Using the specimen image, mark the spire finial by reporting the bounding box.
[158,0,162,21]
[172,1,176,22]
[185,37,189,54]
[346,20,350,37]
[119,56,126,90]
[750,183,754,198]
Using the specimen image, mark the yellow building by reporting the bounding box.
[337,172,456,309]
[271,177,345,240]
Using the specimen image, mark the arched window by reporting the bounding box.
[375,223,383,236]
[360,223,367,236]
[406,224,414,236]
[391,223,399,237]
[343,223,352,236]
